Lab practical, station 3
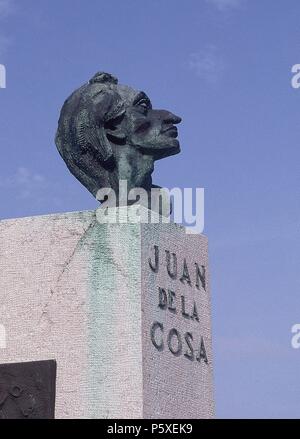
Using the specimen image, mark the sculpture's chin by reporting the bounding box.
[138,140,181,160]
[153,141,181,160]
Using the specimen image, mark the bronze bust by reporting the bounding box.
[55,72,181,204]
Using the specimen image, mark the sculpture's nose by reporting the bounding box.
[170,113,182,124]
[161,110,182,125]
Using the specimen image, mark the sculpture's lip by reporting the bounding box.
[162,126,178,138]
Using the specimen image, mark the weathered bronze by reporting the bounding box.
[55,72,181,203]
[0,360,56,419]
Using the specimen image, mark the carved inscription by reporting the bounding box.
[149,245,208,365]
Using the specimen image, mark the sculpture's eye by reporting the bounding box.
[139,100,148,108]
[136,98,151,111]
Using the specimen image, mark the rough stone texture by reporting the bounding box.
[141,225,214,418]
[0,209,214,418]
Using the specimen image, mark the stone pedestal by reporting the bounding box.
[0,209,214,419]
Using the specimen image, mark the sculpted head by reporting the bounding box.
[55,72,181,200]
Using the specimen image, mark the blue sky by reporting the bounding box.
[0,0,300,418]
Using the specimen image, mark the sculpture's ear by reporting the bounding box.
[92,91,127,159]
[75,89,127,164]
[105,112,127,145]
[76,111,113,164]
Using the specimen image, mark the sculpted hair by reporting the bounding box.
[55,72,125,196]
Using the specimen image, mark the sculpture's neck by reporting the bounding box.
[111,145,154,195]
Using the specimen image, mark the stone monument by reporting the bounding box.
[0,72,214,419]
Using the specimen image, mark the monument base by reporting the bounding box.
[0,209,214,419]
